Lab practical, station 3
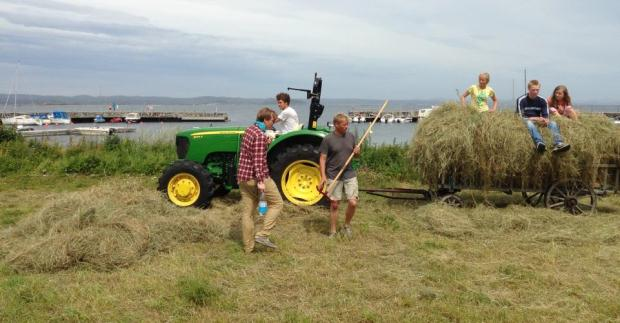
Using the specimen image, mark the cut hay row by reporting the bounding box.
[0,180,228,272]
[410,102,620,191]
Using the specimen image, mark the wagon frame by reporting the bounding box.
[362,163,619,215]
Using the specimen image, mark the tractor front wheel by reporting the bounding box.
[271,144,327,206]
[158,160,215,208]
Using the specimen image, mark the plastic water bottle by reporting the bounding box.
[258,192,268,216]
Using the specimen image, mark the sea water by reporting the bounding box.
[15,99,620,146]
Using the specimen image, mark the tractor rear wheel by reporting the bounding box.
[158,160,215,208]
[271,144,327,206]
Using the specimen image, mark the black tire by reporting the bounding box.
[158,160,215,208]
[270,144,328,206]
[212,184,231,197]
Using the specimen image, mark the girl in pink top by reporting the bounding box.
[548,85,578,120]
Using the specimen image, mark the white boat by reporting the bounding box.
[416,106,438,119]
[352,115,364,123]
[48,111,71,124]
[1,114,42,126]
[73,127,115,135]
[394,117,409,123]
[380,113,395,123]
[124,112,141,123]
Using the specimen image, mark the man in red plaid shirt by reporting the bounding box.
[237,107,283,253]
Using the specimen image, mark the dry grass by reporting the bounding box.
[411,102,620,190]
[0,178,228,272]
[1,175,619,321]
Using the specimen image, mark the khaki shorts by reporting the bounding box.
[327,177,359,201]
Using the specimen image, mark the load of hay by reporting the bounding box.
[410,102,620,190]
[0,180,228,272]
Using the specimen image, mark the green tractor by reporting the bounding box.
[158,74,330,208]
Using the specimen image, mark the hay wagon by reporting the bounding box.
[362,162,620,215]
[361,163,620,214]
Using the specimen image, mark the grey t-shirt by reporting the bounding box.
[319,131,357,180]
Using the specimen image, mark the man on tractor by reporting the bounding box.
[274,92,300,134]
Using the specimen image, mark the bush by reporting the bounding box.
[0,126,18,142]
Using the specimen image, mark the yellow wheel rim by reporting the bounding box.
[281,160,323,206]
[167,173,201,207]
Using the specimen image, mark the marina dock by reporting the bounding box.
[1,111,229,123]
[69,111,229,123]
[349,110,620,123]
[348,110,419,123]
[19,127,136,137]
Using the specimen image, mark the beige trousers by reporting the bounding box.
[238,177,283,253]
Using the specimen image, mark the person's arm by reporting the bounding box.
[490,93,498,112]
[319,153,327,191]
[539,100,550,125]
[353,134,361,157]
[460,89,470,107]
[251,132,267,190]
[274,111,284,124]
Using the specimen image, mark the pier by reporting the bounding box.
[349,110,620,123]
[348,110,419,123]
[0,111,229,123]
[18,127,137,137]
[69,111,229,123]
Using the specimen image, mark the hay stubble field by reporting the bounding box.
[1,175,619,322]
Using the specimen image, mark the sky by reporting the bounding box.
[1,0,619,104]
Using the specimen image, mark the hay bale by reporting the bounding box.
[0,180,227,272]
[411,103,620,190]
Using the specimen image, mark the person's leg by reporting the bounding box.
[327,179,343,235]
[547,120,564,145]
[524,119,543,145]
[343,177,359,226]
[255,177,283,238]
[330,199,340,234]
[238,180,258,253]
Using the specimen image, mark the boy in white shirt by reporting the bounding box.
[275,92,300,133]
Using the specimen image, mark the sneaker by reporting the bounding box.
[342,224,353,238]
[328,231,337,239]
[536,142,546,153]
[254,236,278,249]
[552,143,571,153]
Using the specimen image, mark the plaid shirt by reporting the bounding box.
[237,124,270,183]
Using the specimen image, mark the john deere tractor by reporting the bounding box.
[158,74,330,208]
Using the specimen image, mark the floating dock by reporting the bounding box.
[348,110,418,123]
[349,111,620,123]
[1,111,229,123]
[69,111,229,123]
[19,127,136,137]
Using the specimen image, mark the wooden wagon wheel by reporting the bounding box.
[521,191,545,207]
[544,179,597,215]
[440,194,463,208]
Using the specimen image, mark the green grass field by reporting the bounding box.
[1,174,619,322]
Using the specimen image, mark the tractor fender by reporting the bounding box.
[267,130,328,163]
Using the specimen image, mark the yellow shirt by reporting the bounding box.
[467,85,495,112]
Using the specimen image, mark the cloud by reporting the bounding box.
[0,0,618,101]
